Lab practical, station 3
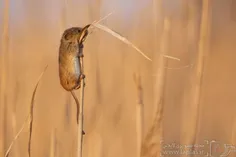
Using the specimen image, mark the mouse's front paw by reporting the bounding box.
[79,44,84,48]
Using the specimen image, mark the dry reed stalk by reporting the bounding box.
[93,22,152,59]
[28,66,48,157]
[141,17,170,157]
[4,115,30,157]
[85,12,113,40]
[69,46,85,157]
[11,109,19,157]
[179,1,200,157]
[232,117,236,146]
[49,129,56,157]
[133,73,144,157]
[0,0,9,155]
[188,0,210,150]
[92,23,149,62]
[91,12,114,26]
[78,52,85,157]
[179,1,196,156]
[10,82,20,157]
[4,66,48,157]
[91,22,180,62]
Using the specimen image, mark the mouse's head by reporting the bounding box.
[62,24,91,45]
[62,27,82,43]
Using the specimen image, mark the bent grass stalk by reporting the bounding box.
[91,22,180,61]
[4,66,48,157]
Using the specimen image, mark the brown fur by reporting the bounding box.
[58,25,90,91]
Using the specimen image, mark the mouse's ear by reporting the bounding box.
[78,24,91,44]
[64,33,72,40]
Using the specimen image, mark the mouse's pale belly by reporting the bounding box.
[59,54,82,91]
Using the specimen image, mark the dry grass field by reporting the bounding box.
[1,0,236,157]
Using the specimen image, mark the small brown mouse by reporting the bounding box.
[59,24,90,91]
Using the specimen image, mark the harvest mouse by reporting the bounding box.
[58,24,90,91]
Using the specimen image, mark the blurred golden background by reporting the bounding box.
[1,0,236,157]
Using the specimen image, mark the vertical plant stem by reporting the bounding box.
[180,1,199,156]
[133,73,143,157]
[141,17,171,157]
[136,102,142,157]
[78,55,85,157]
[153,17,170,157]
[70,46,86,157]
[11,110,19,157]
[49,129,56,157]
[140,1,166,157]
[0,0,9,155]
[190,0,210,148]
